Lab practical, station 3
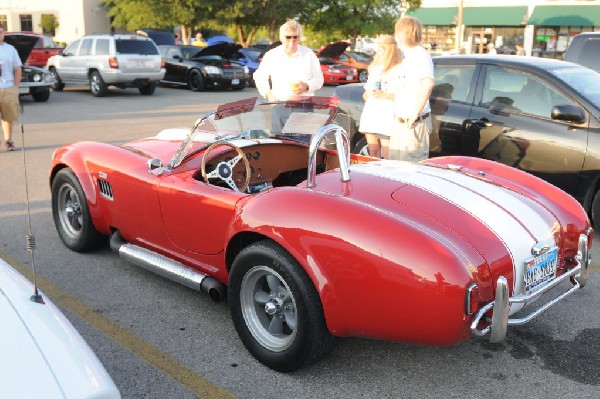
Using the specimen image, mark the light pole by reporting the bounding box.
[455,0,464,53]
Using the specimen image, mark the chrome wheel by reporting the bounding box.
[51,169,106,252]
[57,183,83,240]
[240,265,298,352]
[89,71,107,97]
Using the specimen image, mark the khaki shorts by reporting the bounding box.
[0,86,20,122]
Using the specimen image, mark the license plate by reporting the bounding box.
[346,75,354,80]
[523,247,558,293]
[19,87,29,94]
[231,79,240,85]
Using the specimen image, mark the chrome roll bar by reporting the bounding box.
[470,233,591,342]
[307,124,351,188]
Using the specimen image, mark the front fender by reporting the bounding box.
[50,142,117,234]
[229,186,488,345]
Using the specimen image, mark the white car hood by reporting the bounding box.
[0,259,120,399]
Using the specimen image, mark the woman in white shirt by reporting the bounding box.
[358,35,402,159]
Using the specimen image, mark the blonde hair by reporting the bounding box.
[395,16,422,47]
[279,20,303,41]
[370,35,402,73]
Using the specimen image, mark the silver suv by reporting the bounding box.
[46,34,165,97]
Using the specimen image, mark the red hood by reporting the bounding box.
[4,33,38,63]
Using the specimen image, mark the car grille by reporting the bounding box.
[223,70,245,79]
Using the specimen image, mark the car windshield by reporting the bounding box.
[550,65,600,107]
[181,46,203,60]
[169,97,347,168]
[240,49,262,62]
[347,51,372,62]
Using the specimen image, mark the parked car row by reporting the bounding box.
[334,54,600,227]
[13,31,374,100]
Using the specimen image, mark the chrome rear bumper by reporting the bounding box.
[470,233,591,342]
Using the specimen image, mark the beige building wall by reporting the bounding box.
[0,0,113,44]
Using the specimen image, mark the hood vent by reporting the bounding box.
[98,179,113,200]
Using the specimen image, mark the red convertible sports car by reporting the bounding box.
[50,97,592,372]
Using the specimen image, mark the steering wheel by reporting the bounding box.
[200,141,251,192]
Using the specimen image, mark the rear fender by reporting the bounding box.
[228,186,488,344]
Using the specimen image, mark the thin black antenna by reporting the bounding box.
[19,121,44,304]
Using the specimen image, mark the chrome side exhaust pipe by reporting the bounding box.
[109,231,226,302]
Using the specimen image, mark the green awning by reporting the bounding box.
[406,7,457,26]
[528,5,600,26]
[463,6,528,26]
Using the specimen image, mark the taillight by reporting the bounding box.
[160,57,165,69]
[465,284,480,315]
[109,57,119,69]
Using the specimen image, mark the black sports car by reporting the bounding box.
[158,44,249,91]
[6,32,54,102]
[334,55,600,226]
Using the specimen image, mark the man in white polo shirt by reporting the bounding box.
[390,16,434,162]
[0,24,21,152]
[253,20,323,102]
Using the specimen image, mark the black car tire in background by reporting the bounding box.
[139,82,157,95]
[32,89,50,102]
[89,71,108,97]
[50,67,65,91]
[187,69,206,92]
[358,70,368,83]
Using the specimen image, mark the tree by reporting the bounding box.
[103,0,214,44]
[211,0,321,47]
[306,0,422,42]
[39,14,59,36]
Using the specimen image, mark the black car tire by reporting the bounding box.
[353,135,369,156]
[32,89,50,102]
[358,70,368,83]
[51,168,107,252]
[188,69,206,92]
[50,68,65,91]
[89,71,108,97]
[591,191,600,228]
[229,239,336,372]
[139,82,157,95]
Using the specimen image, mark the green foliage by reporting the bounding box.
[39,14,59,35]
[102,0,423,47]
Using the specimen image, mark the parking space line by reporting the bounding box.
[1,252,236,399]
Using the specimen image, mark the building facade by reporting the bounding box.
[0,0,120,45]
[407,0,600,58]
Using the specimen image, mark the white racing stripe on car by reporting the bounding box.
[351,162,555,297]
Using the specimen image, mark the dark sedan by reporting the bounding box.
[158,44,249,91]
[334,55,600,226]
